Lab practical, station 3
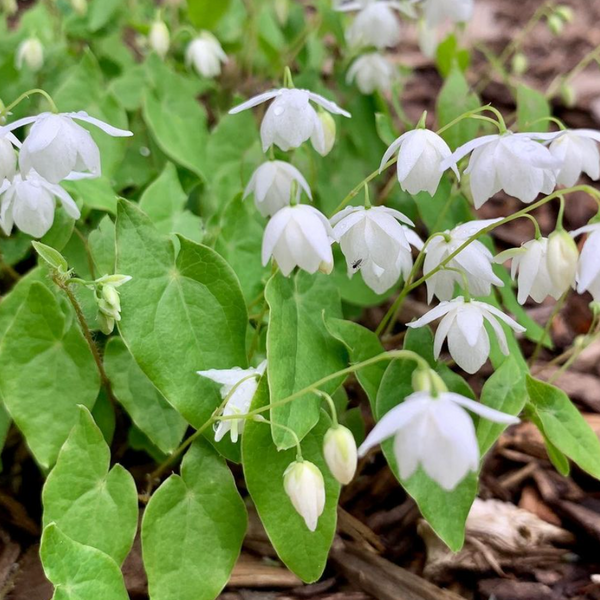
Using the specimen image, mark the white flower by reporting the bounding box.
[494,238,561,305]
[324,425,357,485]
[546,230,578,295]
[571,224,600,300]
[229,88,351,154]
[331,205,422,294]
[0,135,17,182]
[347,53,396,95]
[16,38,44,72]
[423,219,504,302]
[244,161,311,218]
[549,130,600,187]
[283,460,325,531]
[421,0,474,28]
[380,129,459,196]
[0,171,80,238]
[358,390,519,491]
[186,32,227,78]
[2,112,133,184]
[407,297,526,374]
[443,132,562,209]
[262,205,335,276]
[337,0,417,49]
[197,361,267,443]
[149,20,170,59]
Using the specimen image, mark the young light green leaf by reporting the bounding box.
[242,378,340,583]
[31,241,69,273]
[265,271,348,449]
[527,376,600,479]
[0,283,100,468]
[104,337,188,454]
[42,406,138,565]
[142,438,247,600]
[187,0,232,30]
[40,524,129,600]
[115,200,248,429]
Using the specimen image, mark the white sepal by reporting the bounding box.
[283,460,326,531]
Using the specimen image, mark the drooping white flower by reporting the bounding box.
[337,0,417,49]
[443,132,562,209]
[0,171,80,238]
[262,205,335,276]
[1,112,133,184]
[229,88,351,154]
[244,161,311,218]
[546,230,578,295]
[197,361,267,443]
[423,219,504,302]
[548,130,600,187]
[149,20,170,59]
[0,136,17,182]
[358,390,519,491]
[331,205,422,294]
[16,38,44,72]
[380,129,459,196]
[185,32,227,78]
[324,425,358,485]
[407,297,526,374]
[283,460,326,531]
[421,0,474,28]
[347,53,396,95]
[494,237,561,305]
[571,223,600,300]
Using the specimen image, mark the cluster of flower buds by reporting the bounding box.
[0,106,132,239]
[90,274,132,334]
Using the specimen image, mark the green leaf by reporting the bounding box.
[376,358,477,551]
[416,175,472,233]
[142,438,247,600]
[42,406,138,565]
[115,200,248,429]
[87,0,123,32]
[265,271,348,449]
[104,337,188,454]
[436,67,480,150]
[63,177,118,214]
[140,162,203,243]
[516,84,551,133]
[187,0,232,30]
[31,241,68,272]
[0,283,100,468]
[242,378,340,583]
[436,34,471,78]
[477,356,527,454]
[88,216,116,276]
[40,524,129,600]
[527,376,600,479]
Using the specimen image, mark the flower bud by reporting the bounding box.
[547,14,564,35]
[283,460,325,532]
[560,83,576,108]
[323,426,357,485]
[316,111,336,157]
[2,0,17,16]
[96,274,132,287]
[71,0,87,15]
[274,0,290,24]
[547,230,578,294]
[16,38,44,72]
[149,20,170,59]
[98,313,115,336]
[511,53,528,76]
[555,5,574,22]
[412,367,447,395]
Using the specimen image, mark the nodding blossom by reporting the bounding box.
[324,425,358,485]
[186,32,228,78]
[571,223,600,301]
[283,460,326,531]
[347,53,396,95]
[16,38,44,72]
[149,20,170,59]
[548,129,600,187]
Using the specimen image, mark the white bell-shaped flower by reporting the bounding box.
[323,425,358,485]
[185,32,227,78]
[347,53,396,95]
[0,171,80,238]
[229,88,351,154]
[423,219,504,302]
[571,223,600,300]
[495,238,561,305]
[149,20,170,59]
[337,0,416,49]
[421,0,474,28]
[358,389,518,490]
[15,37,44,72]
[407,297,526,373]
[549,129,600,187]
[0,135,17,182]
[380,129,459,196]
[197,361,267,443]
[283,460,326,531]
[262,204,335,276]
[2,112,133,184]
[547,230,578,296]
[331,205,422,294]
[244,161,311,218]
[443,132,562,208]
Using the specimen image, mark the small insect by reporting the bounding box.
[352,259,363,271]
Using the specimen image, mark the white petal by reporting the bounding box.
[228,90,281,114]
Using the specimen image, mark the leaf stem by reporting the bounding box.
[3,88,58,115]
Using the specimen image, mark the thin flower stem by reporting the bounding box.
[547,43,600,98]
[528,290,568,367]
[255,415,303,460]
[522,213,542,239]
[444,267,472,301]
[3,88,58,115]
[317,391,338,427]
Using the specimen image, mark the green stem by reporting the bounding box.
[255,415,303,460]
[528,290,568,367]
[318,391,338,427]
[3,88,58,115]
[522,213,542,239]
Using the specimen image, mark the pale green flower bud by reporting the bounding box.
[547,14,564,35]
[71,0,87,15]
[149,20,170,59]
[317,111,336,157]
[555,5,574,22]
[323,426,357,485]
[547,230,578,295]
[511,53,528,76]
[98,312,115,335]
[274,0,290,25]
[96,274,132,287]
[412,367,447,395]
[2,0,17,16]
[560,83,577,108]
[283,460,325,532]
[102,284,121,312]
